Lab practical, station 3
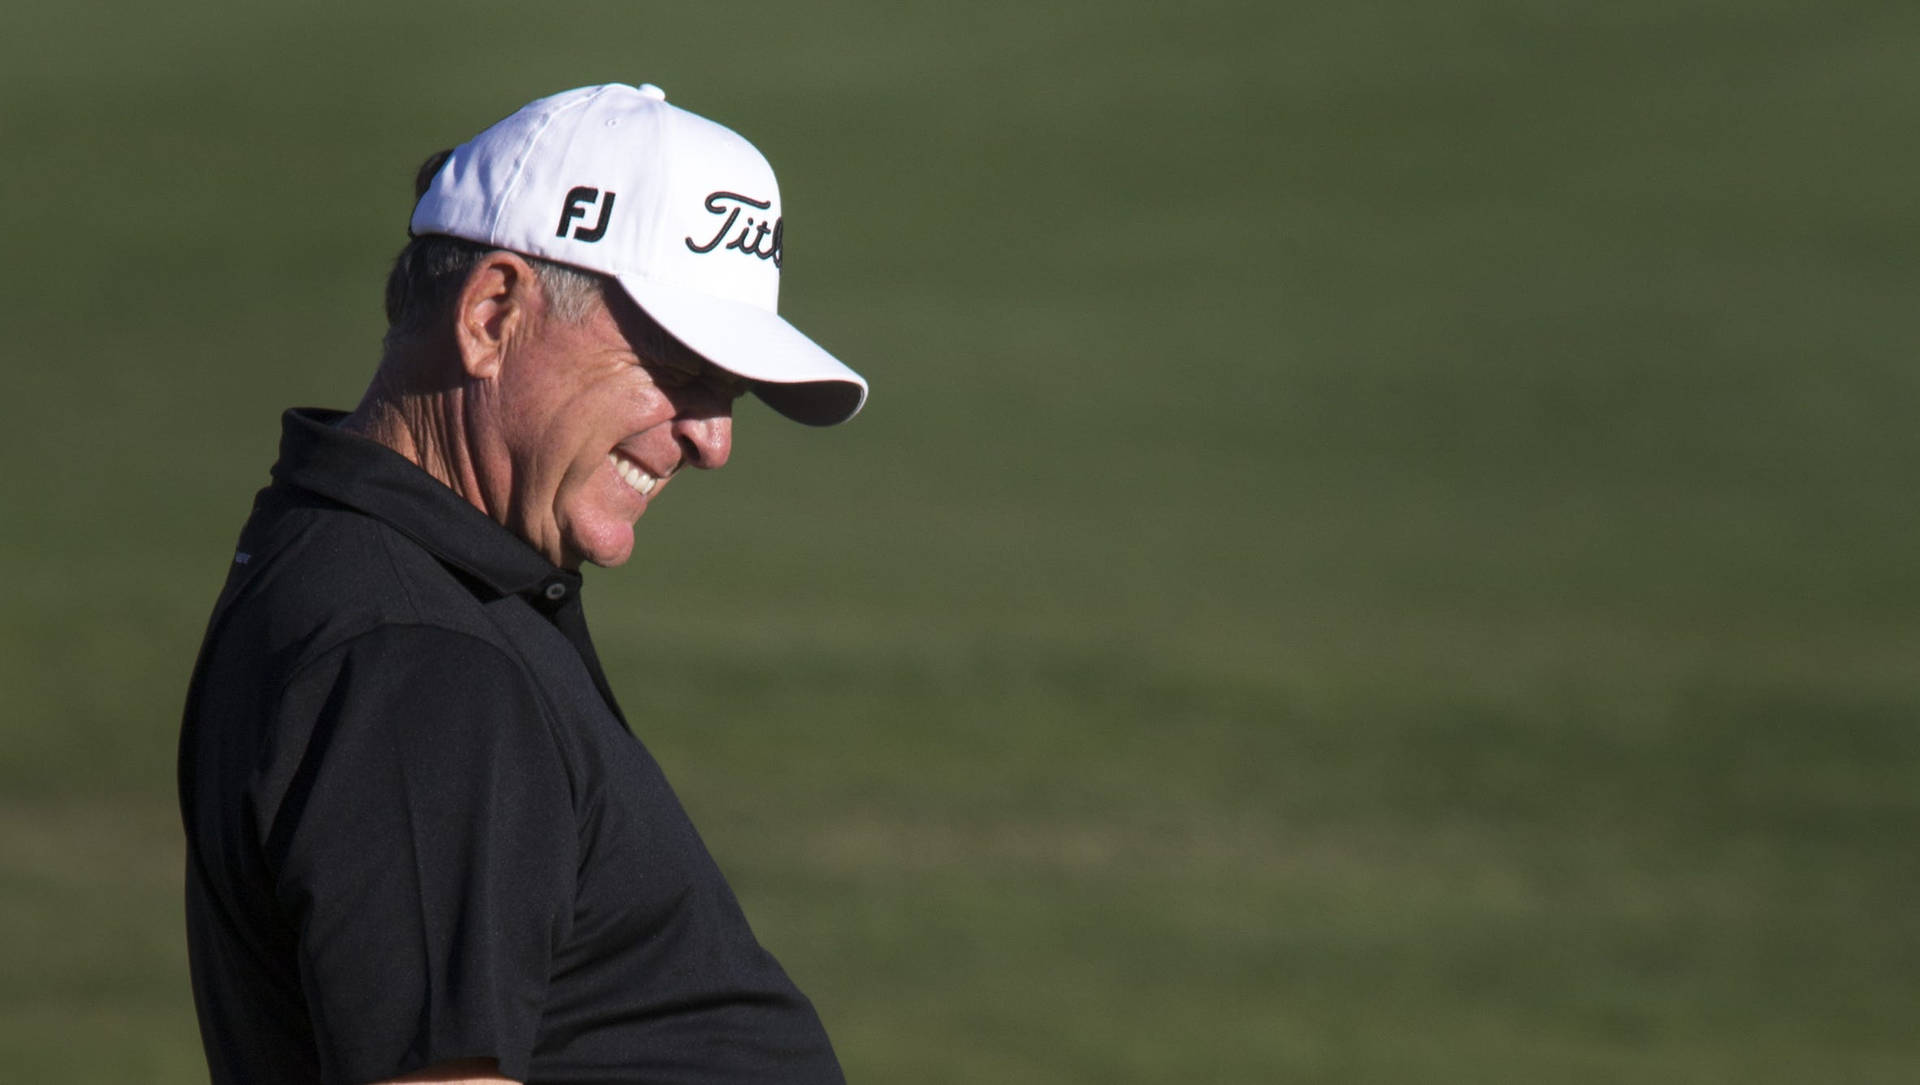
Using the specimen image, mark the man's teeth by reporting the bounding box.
[608,453,658,496]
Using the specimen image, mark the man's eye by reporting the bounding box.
[645,364,698,389]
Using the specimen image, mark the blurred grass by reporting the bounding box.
[3,0,1918,1081]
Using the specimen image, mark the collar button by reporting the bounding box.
[543,581,568,601]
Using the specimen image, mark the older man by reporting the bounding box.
[178,84,865,1085]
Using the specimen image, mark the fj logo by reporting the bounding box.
[556,186,616,242]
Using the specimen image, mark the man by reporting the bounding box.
[177,83,866,1085]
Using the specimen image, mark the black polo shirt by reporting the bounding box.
[178,408,842,1085]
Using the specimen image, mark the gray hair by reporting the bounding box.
[382,150,609,349]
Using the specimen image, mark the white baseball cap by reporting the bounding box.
[411,82,868,426]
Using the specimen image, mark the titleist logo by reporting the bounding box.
[685,191,782,268]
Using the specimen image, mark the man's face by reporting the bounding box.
[481,288,745,569]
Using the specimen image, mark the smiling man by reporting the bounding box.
[177,84,865,1085]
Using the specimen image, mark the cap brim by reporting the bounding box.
[611,272,868,427]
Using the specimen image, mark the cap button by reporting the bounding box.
[635,83,666,101]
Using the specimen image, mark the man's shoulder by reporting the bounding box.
[217,482,504,666]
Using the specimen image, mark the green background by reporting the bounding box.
[4,1,1917,1080]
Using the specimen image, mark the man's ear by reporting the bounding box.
[453,251,541,381]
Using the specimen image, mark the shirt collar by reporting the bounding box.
[269,407,581,605]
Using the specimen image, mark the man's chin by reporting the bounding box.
[567,521,638,569]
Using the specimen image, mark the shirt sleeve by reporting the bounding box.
[260,624,576,1085]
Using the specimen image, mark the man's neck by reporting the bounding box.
[341,361,487,517]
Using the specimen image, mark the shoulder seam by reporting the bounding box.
[372,522,425,620]
[270,621,582,807]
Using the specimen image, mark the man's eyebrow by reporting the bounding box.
[635,344,703,373]
[643,352,749,391]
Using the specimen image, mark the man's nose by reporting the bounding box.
[673,408,732,470]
